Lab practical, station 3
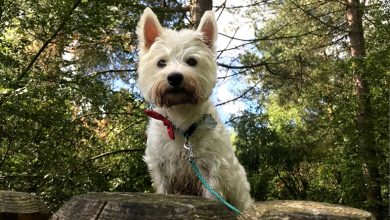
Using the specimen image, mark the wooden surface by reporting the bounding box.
[0,191,376,220]
[0,190,51,220]
[240,200,375,220]
[51,192,376,220]
[51,192,236,220]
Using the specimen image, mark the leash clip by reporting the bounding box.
[184,138,194,161]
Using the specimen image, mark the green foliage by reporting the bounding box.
[0,0,388,217]
[235,0,389,217]
[0,0,188,211]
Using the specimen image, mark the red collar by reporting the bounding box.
[144,109,214,141]
[144,109,175,140]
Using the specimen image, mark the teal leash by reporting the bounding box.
[184,138,242,215]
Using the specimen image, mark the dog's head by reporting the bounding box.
[136,8,217,107]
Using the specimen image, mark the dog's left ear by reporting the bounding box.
[197,11,217,48]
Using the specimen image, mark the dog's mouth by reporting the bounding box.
[166,87,187,94]
[158,87,198,107]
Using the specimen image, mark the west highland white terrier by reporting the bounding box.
[136,7,252,212]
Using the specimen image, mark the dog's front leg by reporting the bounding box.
[151,170,169,194]
[199,168,224,200]
[146,158,169,194]
[155,181,168,194]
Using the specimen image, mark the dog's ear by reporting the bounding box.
[137,7,163,51]
[197,11,217,48]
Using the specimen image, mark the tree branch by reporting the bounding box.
[72,112,144,122]
[217,27,239,59]
[17,0,82,80]
[217,62,268,69]
[216,80,261,107]
[101,118,146,140]
[290,0,345,32]
[216,22,290,53]
[70,148,145,174]
[90,68,137,78]
[217,69,246,80]
[213,2,266,10]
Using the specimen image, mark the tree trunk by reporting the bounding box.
[345,0,383,218]
[189,0,213,29]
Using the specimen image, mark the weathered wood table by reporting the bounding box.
[51,192,375,220]
[0,190,51,220]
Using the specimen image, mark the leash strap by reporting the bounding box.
[185,140,242,215]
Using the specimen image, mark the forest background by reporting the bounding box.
[0,0,389,219]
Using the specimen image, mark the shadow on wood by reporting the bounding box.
[0,190,51,220]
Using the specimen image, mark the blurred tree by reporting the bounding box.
[230,0,389,218]
[0,0,190,211]
[346,0,383,216]
[1,0,388,217]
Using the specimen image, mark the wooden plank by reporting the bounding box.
[239,200,375,220]
[0,191,50,220]
[51,192,236,220]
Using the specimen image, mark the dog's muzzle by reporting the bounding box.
[160,87,198,107]
[154,75,199,107]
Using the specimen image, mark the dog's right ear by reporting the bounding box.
[136,7,163,52]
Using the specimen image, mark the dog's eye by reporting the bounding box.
[186,58,197,67]
[157,59,167,68]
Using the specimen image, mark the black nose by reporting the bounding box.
[167,72,183,87]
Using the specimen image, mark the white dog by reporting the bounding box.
[136,7,252,212]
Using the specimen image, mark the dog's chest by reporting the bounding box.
[161,147,204,196]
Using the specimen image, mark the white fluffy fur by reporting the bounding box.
[137,7,252,211]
